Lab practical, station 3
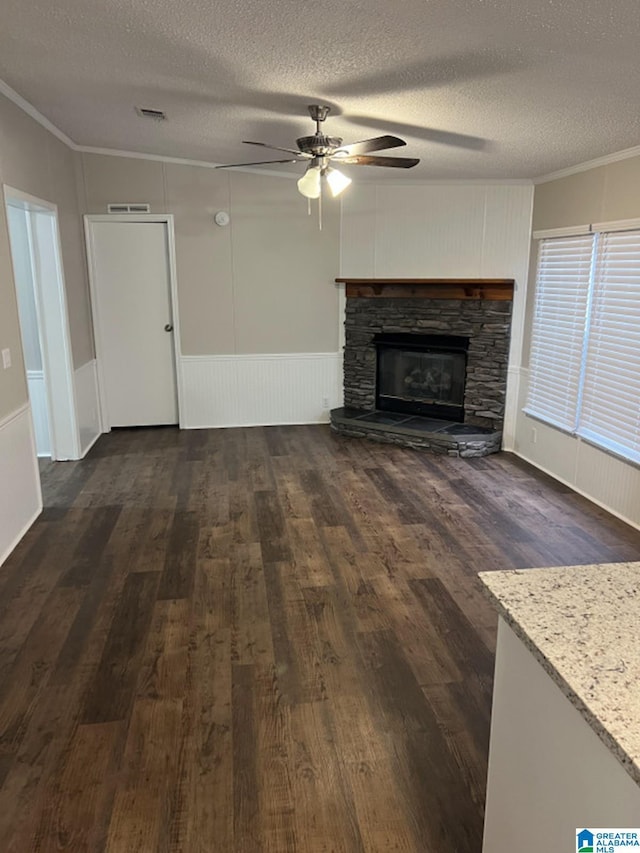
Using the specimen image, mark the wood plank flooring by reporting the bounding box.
[2,425,640,852]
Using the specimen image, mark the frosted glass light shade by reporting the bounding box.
[297,167,321,198]
[326,167,352,197]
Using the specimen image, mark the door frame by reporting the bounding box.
[4,185,81,460]
[84,214,184,430]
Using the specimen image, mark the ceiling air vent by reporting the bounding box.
[135,106,166,120]
[107,203,151,214]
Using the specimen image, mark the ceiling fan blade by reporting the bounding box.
[243,140,312,158]
[334,135,406,158]
[214,158,300,168]
[337,155,420,169]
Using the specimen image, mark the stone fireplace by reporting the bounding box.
[331,278,514,457]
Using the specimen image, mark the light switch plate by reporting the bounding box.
[1,348,11,369]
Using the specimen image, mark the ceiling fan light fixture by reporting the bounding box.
[325,167,352,197]
[218,106,420,207]
[297,165,321,199]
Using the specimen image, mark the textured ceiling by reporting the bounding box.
[2,0,640,180]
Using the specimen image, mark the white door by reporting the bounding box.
[88,220,178,427]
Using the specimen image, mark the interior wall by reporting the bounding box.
[79,153,341,355]
[515,154,640,528]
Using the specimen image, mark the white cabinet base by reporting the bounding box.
[483,619,640,852]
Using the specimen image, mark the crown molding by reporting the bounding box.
[0,78,77,149]
[534,144,640,184]
[76,145,300,179]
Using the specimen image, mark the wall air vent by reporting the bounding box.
[135,106,166,120]
[107,203,151,214]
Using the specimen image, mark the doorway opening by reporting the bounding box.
[4,187,79,461]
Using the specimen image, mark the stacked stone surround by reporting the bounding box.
[344,296,513,429]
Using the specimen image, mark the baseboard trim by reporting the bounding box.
[187,418,332,430]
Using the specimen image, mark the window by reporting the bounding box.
[526,234,594,432]
[526,225,640,465]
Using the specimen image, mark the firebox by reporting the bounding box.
[374,333,469,421]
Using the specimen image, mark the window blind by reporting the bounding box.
[579,229,640,463]
[525,234,594,431]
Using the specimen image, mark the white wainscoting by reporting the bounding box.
[74,359,102,456]
[180,352,343,429]
[501,365,523,452]
[0,404,42,567]
[513,368,640,530]
[26,369,50,457]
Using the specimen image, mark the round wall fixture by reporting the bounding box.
[214,210,230,227]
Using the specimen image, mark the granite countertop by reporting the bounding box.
[479,562,640,787]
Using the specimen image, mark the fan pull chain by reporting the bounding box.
[307,197,311,216]
[318,185,322,231]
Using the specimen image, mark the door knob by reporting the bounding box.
[164,323,174,332]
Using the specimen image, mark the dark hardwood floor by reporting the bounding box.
[2,425,640,852]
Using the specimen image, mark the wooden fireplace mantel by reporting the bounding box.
[335,278,514,301]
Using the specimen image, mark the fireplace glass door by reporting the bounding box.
[376,341,467,421]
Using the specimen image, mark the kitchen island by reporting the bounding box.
[480,562,640,853]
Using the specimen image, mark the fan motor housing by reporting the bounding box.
[296,134,343,156]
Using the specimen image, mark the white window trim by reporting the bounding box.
[532,224,591,240]
[533,217,640,241]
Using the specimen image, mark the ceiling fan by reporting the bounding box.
[214,104,420,198]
